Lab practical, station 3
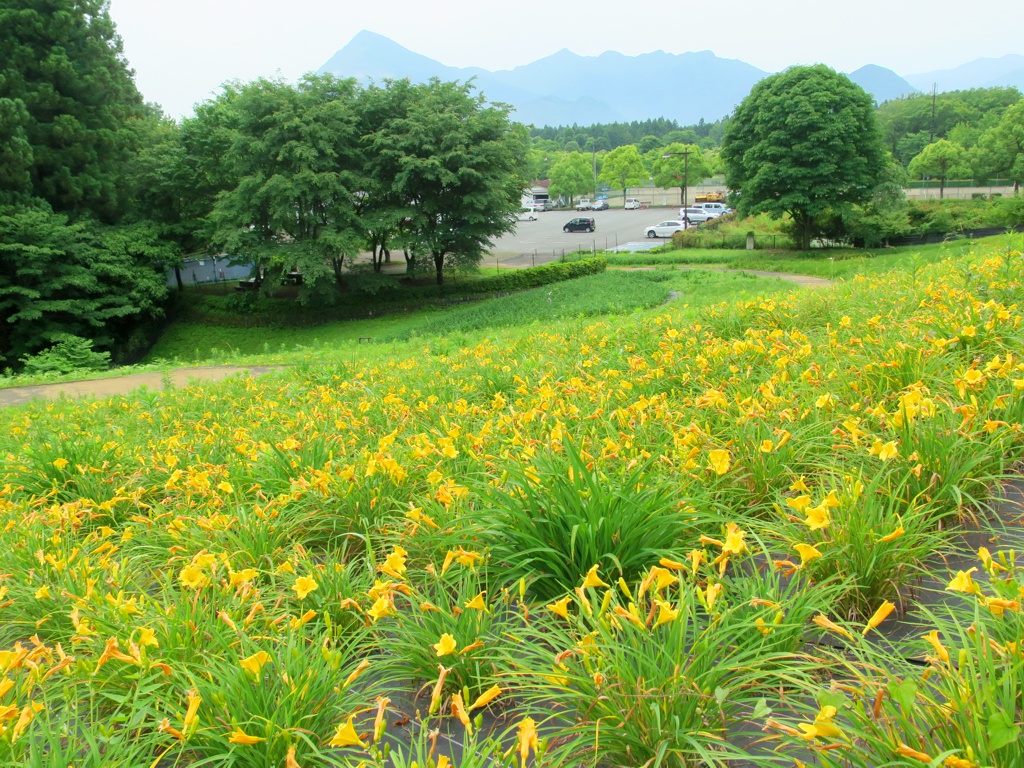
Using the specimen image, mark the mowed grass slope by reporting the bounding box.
[146,268,790,363]
[1,239,1022,766]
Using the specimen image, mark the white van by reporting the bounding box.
[624,198,641,210]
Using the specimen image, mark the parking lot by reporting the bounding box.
[489,206,687,267]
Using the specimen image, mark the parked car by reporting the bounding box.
[576,198,594,211]
[564,217,596,233]
[645,220,687,238]
[624,198,641,210]
[517,208,538,221]
[695,202,732,217]
[678,207,713,224]
[591,199,609,211]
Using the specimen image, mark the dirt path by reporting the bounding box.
[0,365,282,408]
[622,265,835,289]
[0,269,831,408]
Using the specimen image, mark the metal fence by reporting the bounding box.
[168,257,253,287]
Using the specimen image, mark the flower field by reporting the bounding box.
[1,239,1023,767]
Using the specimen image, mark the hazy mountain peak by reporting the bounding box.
[317,32,1016,126]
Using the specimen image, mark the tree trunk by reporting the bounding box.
[332,256,344,285]
[174,266,184,292]
[404,248,415,273]
[433,252,445,285]
[795,212,813,251]
[383,247,391,264]
[939,177,945,199]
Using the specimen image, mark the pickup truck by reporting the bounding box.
[576,198,594,211]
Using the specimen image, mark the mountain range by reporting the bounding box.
[318,31,1022,127]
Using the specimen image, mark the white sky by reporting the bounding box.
[109,0,1024,118]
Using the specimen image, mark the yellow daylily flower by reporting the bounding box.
[922,630,949,663]
[812,614,853,641]
[862,600,896,636]
[328,715,366,748]
[137,627,158,648]
[581,565,609,589]
[803,505,830,531]
[464,591,489,613]
[794,543,822,564]
[469,684,502,711]
[707,449,731,476]
[292,576,318,600]
[179,565,207,589]
[451,692,472,733]
[547,596,571,619]
[654,601,679,627]
[895,743,933,762]
[946,568,982,595]
[518,717,539,763]
[343,659,370,689]
[433,633,458,657]
[877,521,905,542]
[239,651,272,677]
[228,728,264,745]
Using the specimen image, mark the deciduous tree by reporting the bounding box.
[722,65,886,250]
[649,143,711,206]
[368,79,526,285]
[202,75,364,300]
[599,145,647,202]
[548,152,593,207]
[908,139,969,198]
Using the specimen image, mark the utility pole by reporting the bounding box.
[929,83,937,143]
[663,148,693,225]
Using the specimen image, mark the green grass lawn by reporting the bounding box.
[585,232,1024,279]
[144,269,790,364]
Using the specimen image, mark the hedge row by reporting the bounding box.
[393,256,607,300]
[176,258,607,328]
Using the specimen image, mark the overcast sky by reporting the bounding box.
[108,0,1024,118]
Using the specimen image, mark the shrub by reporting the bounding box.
[18,334,111,375]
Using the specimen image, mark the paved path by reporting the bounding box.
[622,265,834,290]
[0,268,832,407]
[0,365,282,408]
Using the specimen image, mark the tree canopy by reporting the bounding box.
[649,143,712,206]
[908,139,970,198]
[722,65,886,250]
[599,145,647,199]
[0,0,147,221]
[548,152,594,206]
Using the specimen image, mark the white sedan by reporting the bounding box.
[645,220,688,238]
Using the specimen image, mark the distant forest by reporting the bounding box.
[529,86,1022,173]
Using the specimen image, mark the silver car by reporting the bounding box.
[678,207,713,224]
[645,220,687,238]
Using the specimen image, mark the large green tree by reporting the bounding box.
[649,143,712,206]
[599,145,647,201]
[366,79,526,285]
[0,0,146,221]
[907,139,970,198]
[971,100,1024,192]
[199,75,364,300]
[722,65,886,250]
[548,152,593,207]
[0,0,171,369]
